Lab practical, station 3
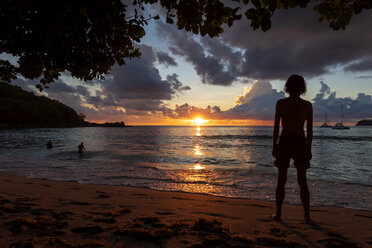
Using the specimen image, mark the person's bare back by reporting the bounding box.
[277,97,312,137]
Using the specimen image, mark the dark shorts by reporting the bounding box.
[274,135,311,169]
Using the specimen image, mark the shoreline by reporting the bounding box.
[1,172,371,247]
[3,171,371,212]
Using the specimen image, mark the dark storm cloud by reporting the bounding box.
[11,78,36,92]
[105,44,190,101]
[312,81,372,121]
[45,84,127,123]
[166,73,191,91]
[75,85,90,96]
[9,44,190,120]
[220,7,372,80]
[156,6,372,83]
[156,51,178,66]
[157,22,236,86]
[47,80,77,93]
[174,103,222,119]
[201,37,243,75]
[11,77,90,98]
[42,44,190,118]
[122,99,174,116]
[86,93,119,108]
[345,57,372,72]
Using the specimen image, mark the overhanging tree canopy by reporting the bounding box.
[1,0,371,90]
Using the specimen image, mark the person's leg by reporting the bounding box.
[274,166,288,221]
[296,168,311,223]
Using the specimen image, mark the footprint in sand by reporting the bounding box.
[155,211,176,216]
[71,226,104,235]
[93,218,116,224]
[269,227,287,237]
[95,194,110,199]
[317,238,359,248]
[68,200,92,206]
[354,214,372,219]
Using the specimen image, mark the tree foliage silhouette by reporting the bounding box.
[1,0,371,90]
[0,82,83,127]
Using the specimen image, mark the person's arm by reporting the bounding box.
[306,102,313,152]
[272,100,281,156]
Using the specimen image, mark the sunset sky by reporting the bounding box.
[10,5,372,125]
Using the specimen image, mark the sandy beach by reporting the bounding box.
[0,173,371,248]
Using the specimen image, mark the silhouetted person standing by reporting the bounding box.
[78,142,85,154]
[272,74,313,224]
[47,140,53,149]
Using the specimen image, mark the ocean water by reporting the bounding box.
[0,126,371,211]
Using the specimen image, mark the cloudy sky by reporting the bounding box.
[10,4,372,125]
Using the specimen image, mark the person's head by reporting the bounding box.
[284,74,306,97]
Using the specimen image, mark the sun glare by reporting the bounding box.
[191,164,205,170]
[192,118,207,126]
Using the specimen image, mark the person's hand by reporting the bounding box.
[306,145,312,160]
[272,144,279,158]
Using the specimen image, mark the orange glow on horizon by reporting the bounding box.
[86,116,275,126]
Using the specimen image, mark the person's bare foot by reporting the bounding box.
[271,214,281,222]
[304,215,314,225]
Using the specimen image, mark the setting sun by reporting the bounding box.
[192,118,207,126]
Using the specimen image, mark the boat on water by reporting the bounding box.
[332,104,350,130]
[320,112,331,128]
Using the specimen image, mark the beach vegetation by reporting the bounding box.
[0,82,127,127]
[1,0,371,88]
[0,82,83,127]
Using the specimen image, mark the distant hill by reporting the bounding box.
[356,119,372,126]
[0,83,125,128]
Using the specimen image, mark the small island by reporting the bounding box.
[356,119,372,126]
[0,82,126,128]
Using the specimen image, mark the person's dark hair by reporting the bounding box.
[284,74,306,96]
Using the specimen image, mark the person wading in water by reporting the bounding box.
[272,74,313,224]
[78,142,85,154]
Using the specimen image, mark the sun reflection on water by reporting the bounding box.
[193,144,203,156]
[191,164,205,170]
[196,126,201,136]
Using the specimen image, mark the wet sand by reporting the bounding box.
[0,173,371,247]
